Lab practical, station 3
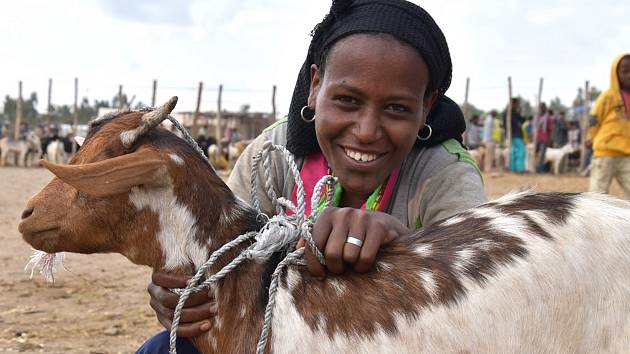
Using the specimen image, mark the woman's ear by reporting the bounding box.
[423,90,439,111]
[423,90,439,118]
[308,64,321,108]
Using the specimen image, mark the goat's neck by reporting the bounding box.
[190,195,277,353]
[154,175,276,352]
[185,191,280,353]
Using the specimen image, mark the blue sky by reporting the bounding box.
[1,0,628,116]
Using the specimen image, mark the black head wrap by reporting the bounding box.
[286,0,465,156]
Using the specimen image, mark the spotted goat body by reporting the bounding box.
[18,97,630,353]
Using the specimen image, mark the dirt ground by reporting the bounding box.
[0,167,624,353]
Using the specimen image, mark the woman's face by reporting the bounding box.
[308,33,436,200]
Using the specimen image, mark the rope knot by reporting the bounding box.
[247,215,301,261]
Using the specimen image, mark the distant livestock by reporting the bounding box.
[544,144,578,175]
[45,139,67,164]
[0,132,42,167]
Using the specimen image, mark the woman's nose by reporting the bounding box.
[354,110,381,142]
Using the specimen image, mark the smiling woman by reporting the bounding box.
[140,0,486,352]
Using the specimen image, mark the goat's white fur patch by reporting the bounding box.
[453,248,475,277]
[285,268,301,292]
[208,331,218,351]
[414,244,432,257]
[129,186,208,270]
[491,190,532,205]
[471,239,497,252]
[328,280,347,296]
[376,261,392,272]
[239,305,247,319]
[418,269,439,301]
[169,153,185,165]
[468,206,505,221]
[440,215,466,226]
[120,127,143,147]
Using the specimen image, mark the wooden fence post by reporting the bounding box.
[271,85,277,122]
[533,77,543,144]
[73,78,79,129]
[529,77,544,172]
[151,79,157,107]
[506,76,513,171]
[191,81,203,138]
[216,84,223,154]
[580,80,590,170]
[463,77,470,146]
[118,85,123,110]
[14,81,22,140]
[46,78,53,125]
[72,78,79,154]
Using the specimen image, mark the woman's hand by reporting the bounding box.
[148,271,217,337]
[301,208,410,277]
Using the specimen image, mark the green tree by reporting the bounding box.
[49,99,112,124]
[51,104,73,124]
[572,86,601,107]
[548,97,567,113]
[2,93,40,126]
[460,102,485,120]
[112,93,130,109]
[515,95,534,118]
[134,101,147,110]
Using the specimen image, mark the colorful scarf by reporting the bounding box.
[289,151,399,216]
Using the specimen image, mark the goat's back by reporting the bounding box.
[270,192,630,354]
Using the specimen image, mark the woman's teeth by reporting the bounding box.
[344,148,377,162]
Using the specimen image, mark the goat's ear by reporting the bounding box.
[40,149,169,197]
[74,136,85,146]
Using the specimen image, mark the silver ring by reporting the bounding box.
[345,236,363,248]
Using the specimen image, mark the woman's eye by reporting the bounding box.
[334,95,358,105]
[387,104,410,113]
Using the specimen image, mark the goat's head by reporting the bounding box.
[18,97,254,271]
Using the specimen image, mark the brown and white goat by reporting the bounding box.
[19,97,630,353]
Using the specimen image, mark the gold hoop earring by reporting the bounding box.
[417,124,432,141]
[300,106,315,123]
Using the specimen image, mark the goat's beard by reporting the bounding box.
[24,250,66,283]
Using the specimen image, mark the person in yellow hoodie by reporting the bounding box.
[588,53,630,198]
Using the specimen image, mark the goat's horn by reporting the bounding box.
[142,96,178,129]
[122,96,178,148]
